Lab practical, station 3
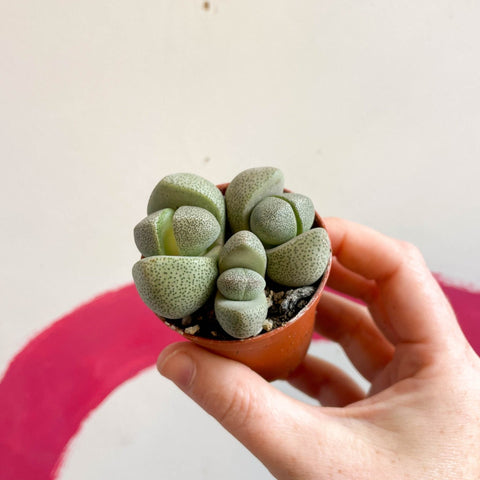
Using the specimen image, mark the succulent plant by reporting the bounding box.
[132,173,224,319]
[266,227,330,287]
[249,193,315,247]
[134,206,221,257]
[225,167,284,233]
[218,230,267,276]
[147,172,226,233]
[217,268,266,302]
[132,255,218,319]
[132,166,331,340]
[214,232,268,338]
[226,167,328,288]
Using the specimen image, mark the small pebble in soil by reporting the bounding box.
[262,319,274,332]
[281,286,316,313]
[185,325,200,335]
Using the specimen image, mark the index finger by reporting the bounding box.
[325,217,402,283]
[323,218,461,348]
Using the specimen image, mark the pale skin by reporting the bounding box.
[157,217,480,479]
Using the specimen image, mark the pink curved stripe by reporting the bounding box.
[0,284,183,479]
[0,279,478,479]
[438,278,480,354]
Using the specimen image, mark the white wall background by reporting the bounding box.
[1,1,479,478]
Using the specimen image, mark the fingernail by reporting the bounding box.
[158,349,195,391]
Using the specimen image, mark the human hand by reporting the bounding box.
[157,217,480,480]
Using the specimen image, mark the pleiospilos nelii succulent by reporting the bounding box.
[133,173,224,319]
[215,232,268,338]
[132,166,331,340]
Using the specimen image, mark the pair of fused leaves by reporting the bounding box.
[135,206,220,258]
[215,231,268,339]
[225,167,331,288]
[132,167,331,339]
[133,173,224,320]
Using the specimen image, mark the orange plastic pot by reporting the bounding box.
[160,183,332,382]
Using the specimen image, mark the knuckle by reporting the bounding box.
[216,381,257,431]
[399,240,423,260]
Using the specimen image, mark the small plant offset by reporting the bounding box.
[133,167,331,340]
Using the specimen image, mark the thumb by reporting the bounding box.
[157,342,319,477]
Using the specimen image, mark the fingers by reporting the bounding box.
[316,291,394,382]
[288,354,366,407]
[158,343,365,479]
[325,217,404,282]
[327,257,377,304]
[157,342,321,470]
[368,247,461,347]
[324,217,460,347]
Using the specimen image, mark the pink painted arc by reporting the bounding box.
[0,284,183,479]
[0,279,479,479]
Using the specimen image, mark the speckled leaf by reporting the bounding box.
[217,268,266,301]
[204,244,222,261]
[266,227,331,287]
[147,172,226,235]
[225,167,284,233]
[133,208,176,257]
[172,206,221,256]
[218,230,267,275]
[215,292,268,339]
[250,196,297,246]
[132,255,218,319]
[275,193,315,235]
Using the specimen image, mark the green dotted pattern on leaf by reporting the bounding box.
[132,255,218,319]
[133,167,330,341]
[266,227,331,287]
[225,167,284,233]
[218,230,267,275]
[134,208,176,257]
[215,230,269,338]
[217,268,266,301]
[215,292,268,339]
[249,196,297,246]
[173,206,221,256]
[147,172,226,236]
[274,193,315,235]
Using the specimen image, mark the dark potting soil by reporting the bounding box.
[164,279,319,341]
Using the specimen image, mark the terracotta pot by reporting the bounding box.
[160,183,332,382]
